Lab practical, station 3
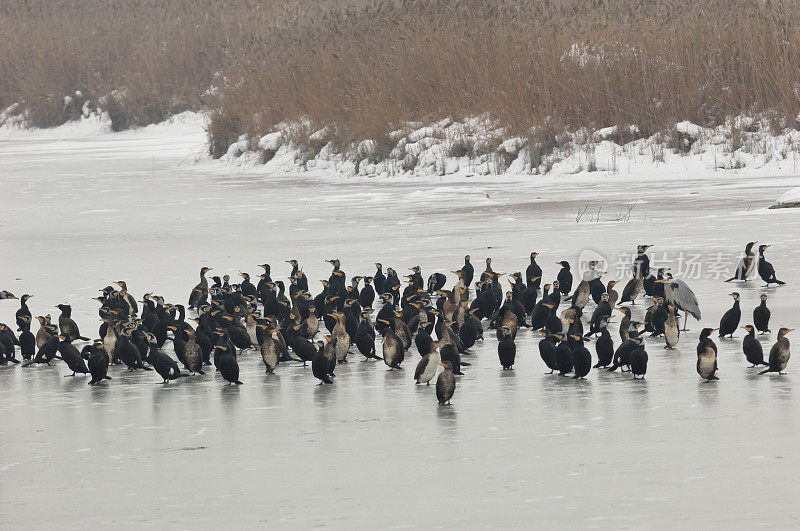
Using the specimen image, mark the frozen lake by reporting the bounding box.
[1,116,799,529]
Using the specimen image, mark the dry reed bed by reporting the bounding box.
[2,0,799,159]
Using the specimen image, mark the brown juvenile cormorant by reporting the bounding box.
[436,361,455,405]
[56,304,89,342]
[189,267,211,309]
[759,328,793,375]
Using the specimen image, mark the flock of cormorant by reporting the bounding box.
[0,242,792,405]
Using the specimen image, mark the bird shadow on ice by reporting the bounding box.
[62,375,89,392]
[313,383,335,408]
[383,368,406,384]
[436,404,458,434]
[696,379,720,407]
[220,385,241,409]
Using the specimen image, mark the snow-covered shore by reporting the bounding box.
[4,109,800,187]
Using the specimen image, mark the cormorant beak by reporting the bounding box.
[787,329,795,333]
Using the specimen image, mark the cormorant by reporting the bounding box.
[718,292,741,338]
[189,267,211,310]
[56,304,89,342]
[215,345,242,384]
[741,325,768,367]
[57,334,90,376]
[629,337,648,379]
[555,336,573,376]
[759,328,793,375]
[556,261,573,295]
[498,326,516,370]
[526,252,542,291]
[436,361,455,405]
[414,342,441,384]
[570,335,591,379]
[379,321,404,369]
[726,241,758,282]
[87,343,111,385]
[593,318,614,368]
[696,328,719,381]
[664,304,680,349]
[539,332,560,373]
[461,255,474,287]
[753,294,771,334]
[757,244,785,286]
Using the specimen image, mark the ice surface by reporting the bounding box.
[1,118,800,529]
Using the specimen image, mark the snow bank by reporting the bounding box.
[770,186,800,209]
[215,115,800,182]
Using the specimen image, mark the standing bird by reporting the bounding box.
[15,294,33,330]
[556,261,573,296]
[87,342,111,385]
[57,335,89,376]
[726,242,758,282]
[696,328,719,382]
[189,266,212,310]
[718,292,741,339]
[215,346,242,384]
[664,304,680,349]
[629,337,648,379]
[753,294,771,334]
[414,342,441,385]
[741,325,768,368]
[759,328,793,375]
[311,339,334,384]
[593,318,615,368]
[461,255,474,287]
[56,304,90,342]
[757,244,785,286]
[359,276,376,309]
[539,332,560,374]
[498,326,516,370]
[658,277,701,331]
[436,361,455,405]
[526,252,542,291]
[379,321,404,369]
[619,275,643,306]
[570,335,591,379]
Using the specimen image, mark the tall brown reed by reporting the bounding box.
[2,1,799,156]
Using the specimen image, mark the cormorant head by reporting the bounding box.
[760,294,768,301]
[778,328,794,336]
[465,255,471,262]
[730,292,740,300]
[759,244,770,252]
[201,267,212,274]
[699,328,716,339]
